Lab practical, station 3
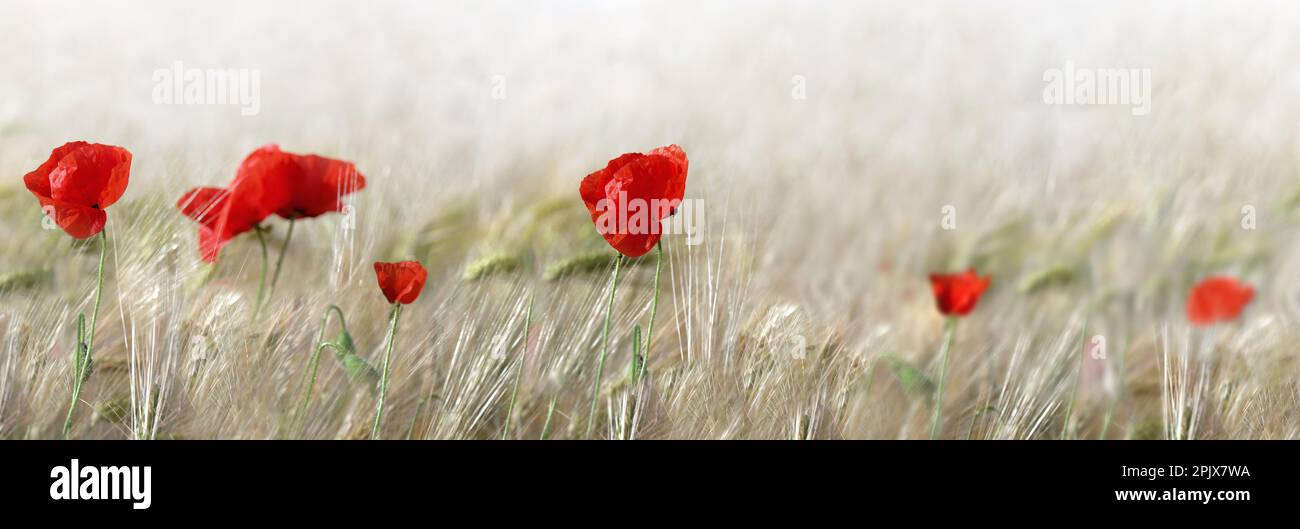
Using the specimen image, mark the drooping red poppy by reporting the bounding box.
[236,144,366,219]
[374,261,427,305]
[1187,276,1254,326]
[579,144,689,258]
[24,141,132,239]
[929,269,991,317]
[176,144,365,262]
[176,169,290,262]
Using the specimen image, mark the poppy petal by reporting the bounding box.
[578,146,689,258]
[928,269,991,317]
[374,261,428,305]
[1187,276,1254,326]
[37,198,107,240]
[48,143,132,208]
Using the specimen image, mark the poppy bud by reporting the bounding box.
[373,261,427,305]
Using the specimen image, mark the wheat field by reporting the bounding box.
[1,0,1299,440]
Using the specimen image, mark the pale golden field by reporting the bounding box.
[1,0,1299,439]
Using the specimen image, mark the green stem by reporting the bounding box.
[585,255,624,438]
[929,317,958,440]
[267,218,295,304]
[295,304,349,433]
[62,229,107,439]
[639,243,663,380]
[252,227,269,321]
[295,340,342,435]
[371,303,403,439]
[502,291,535,440]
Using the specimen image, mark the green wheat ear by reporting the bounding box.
[1131,418,1163,440]
[1018,265,1075,294]
[93,394,132,424]
[543,251,618,281]
[0,269,51,293]
[462,251,522,281]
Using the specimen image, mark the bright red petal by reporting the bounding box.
[177,187,230,222]
[578,146,689,258]
[929,269,991,317]
[278,153,366,218]
[47,143,132,208]
[374,261,428,304]
[1187,276,1254,326]
[37,197,107,239]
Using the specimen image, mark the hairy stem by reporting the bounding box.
[929,317,958,440]
[62,230,107,439]
[585,255,623,438]
[252,227,270,321]
[295,305,349,432]
[267,218,295,304]
[639,243,663,379]
[371,303,403,439]
[295,340,343,435]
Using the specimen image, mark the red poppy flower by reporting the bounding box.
[1187,276,1254,326]
[236,144,366,219]
[23,141,132,239]
[579,144,689,258]
[929,269,991,317]
[176,170,290,262]
[176,144,365,262]
[374,261,427,305]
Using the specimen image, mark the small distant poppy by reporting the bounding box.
[24,141,132,239]
[1187,276,1254,326]
[579,144,689,258]
[374,261,427,305]
[929,269,991,317]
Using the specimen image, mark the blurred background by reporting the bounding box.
[2,0,1299,439]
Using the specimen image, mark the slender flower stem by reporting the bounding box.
[929,317,958,440]
[252,227,270,321]
[639,243,663,379]
[63,230,107,439]
[502,291,535,440]
[267,218,295,303]
[371,303,403,439]
[585,255,624,438]
[296,341,340,434]
[294,305,348,434]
